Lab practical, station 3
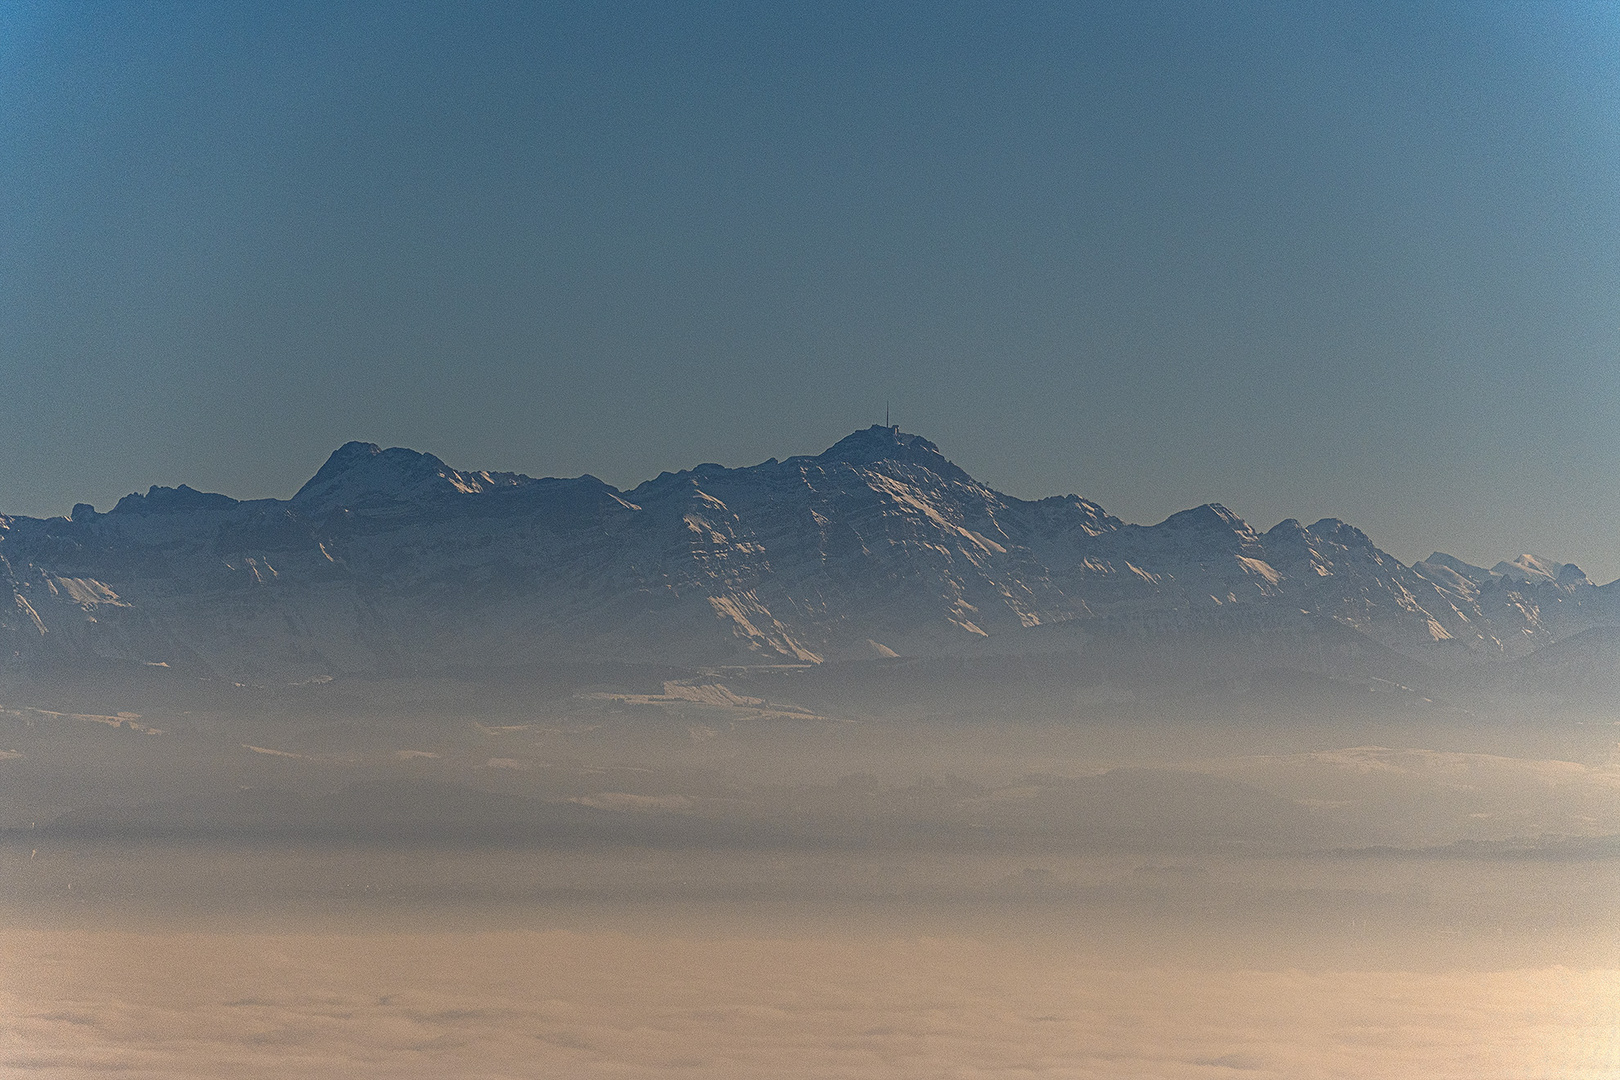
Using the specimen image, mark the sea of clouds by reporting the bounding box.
[4,922,1616,1079]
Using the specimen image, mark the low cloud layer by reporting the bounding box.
[3,925,1616,1079]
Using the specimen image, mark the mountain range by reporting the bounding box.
[3,426,1616,682]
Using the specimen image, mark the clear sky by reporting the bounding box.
[3,1,1618,578]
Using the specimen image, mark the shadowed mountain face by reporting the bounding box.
[1,427,1616,681]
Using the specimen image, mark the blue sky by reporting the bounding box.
[3,1,1618,576]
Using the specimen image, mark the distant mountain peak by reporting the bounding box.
[1307,518,1374,549]
[110,483,237,516]
[807,426,972,482]
[295,442,415,498]
[819,424,934,454]
[292,443,535,511]
[1159,503,1250,533]
[1557,563,1590,586]
[1419,551,1591,590]
[314,440,386,474]
[1420,552,1491,582]
[1493,553,1588,587]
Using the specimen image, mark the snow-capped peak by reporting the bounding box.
[292,443,536,512]
[1493,554,1567,585]
[1157,504,1255,539]
[1421,551,1591,589]
[1419,552,1492,582]
[801,426,973,483]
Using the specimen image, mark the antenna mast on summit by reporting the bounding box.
[886,401,890,428]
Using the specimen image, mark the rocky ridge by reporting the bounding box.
[3,427,1615,680]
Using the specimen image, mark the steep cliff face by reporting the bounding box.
[2,427,1614,680]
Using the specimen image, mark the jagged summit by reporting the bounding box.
[110,484,238,516]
